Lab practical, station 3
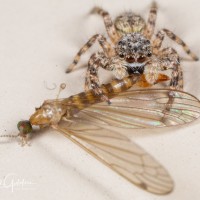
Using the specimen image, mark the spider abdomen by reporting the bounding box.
[114,12,146,36]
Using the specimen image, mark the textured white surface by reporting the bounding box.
[0,0,200,199]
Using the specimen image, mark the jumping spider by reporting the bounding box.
[66,2,199,102]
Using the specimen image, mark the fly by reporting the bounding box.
[1,75,200,195]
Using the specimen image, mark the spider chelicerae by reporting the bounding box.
[66,2,199,102]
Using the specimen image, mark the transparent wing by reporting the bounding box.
[54,120,174,194]
[67,89,200,129]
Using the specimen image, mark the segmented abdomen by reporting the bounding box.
[68,75,139,111]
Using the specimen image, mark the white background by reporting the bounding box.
[0,0,200,199]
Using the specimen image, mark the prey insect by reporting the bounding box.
[2,75,200,194]
[66,2,199,102]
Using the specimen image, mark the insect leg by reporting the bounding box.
[153,29,199,61]
[66,34,114,73]
[90,7,119,43]
[144,1,157,40]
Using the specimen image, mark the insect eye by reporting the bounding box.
[17,120,32,134]
[137,56,146,63]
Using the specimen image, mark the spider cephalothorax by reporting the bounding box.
[67,2,198,102]
[116,33,152,74]
[116,33,152,60]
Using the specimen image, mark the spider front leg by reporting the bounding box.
[85,52,111,103]
[85,52,127,103]
[66,34,114,73]
[144,1,158,40]
[153,29,199,61]
[90,7,119,43]
[144,47,183,90]
[159,47,183,90]
[156,48,184,120]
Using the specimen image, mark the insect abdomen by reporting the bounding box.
[102,75,139,95]
[69,75,139,111]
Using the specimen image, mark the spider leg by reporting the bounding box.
[137,74,170,88]
[149,48,184,119]
[90,7,119,43]
[153,29,199,61]
[85,52,111,103]
[144,1,157,40]
[66,34,114,73]
[168,62,184,90]
[159,47,183,90]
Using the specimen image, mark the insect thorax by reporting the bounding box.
[114,12,146,36]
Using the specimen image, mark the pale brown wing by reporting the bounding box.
[68,89,200,129]
[54,121,174,194]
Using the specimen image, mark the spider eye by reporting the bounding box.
[147,52,152,57]
[137,56,146,63]
[119,54,125,58]
[126,57,135,63]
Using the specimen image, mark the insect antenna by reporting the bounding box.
[56,83,66,99]
[0,133,19,139]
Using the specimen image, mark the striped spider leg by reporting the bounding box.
[152,27,199,91]
[66,34,116,73]
[151,27,199,110]
[144,1,157,40]
[153,29,199,61]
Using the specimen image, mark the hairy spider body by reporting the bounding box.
[67,2,198,101]
[114,13,146,35]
